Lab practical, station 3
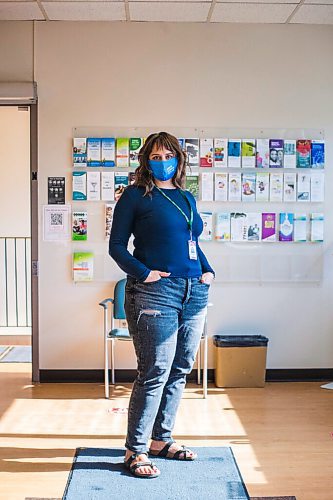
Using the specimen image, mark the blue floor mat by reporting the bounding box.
[0,346,31,362]
[63,446,250,500]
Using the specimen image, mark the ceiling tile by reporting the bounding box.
[304,0,333,3]
[42,1,126,20]
[290,4,333,22]
[0,1,44,19]
[217,0,299,3]
[129,2,211,21]
[211,2,297,22]
[130,0,211,2]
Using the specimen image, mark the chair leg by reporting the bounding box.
[105,338,109,399]
[197,338,201,385]
[111,338,115,385]
[203,316,208,399]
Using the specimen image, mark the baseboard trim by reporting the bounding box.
[39,368,333,384]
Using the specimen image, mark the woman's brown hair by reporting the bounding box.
[134,131,187,195]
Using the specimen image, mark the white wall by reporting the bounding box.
[1,21,333,370]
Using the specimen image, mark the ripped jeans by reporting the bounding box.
[124,276,209,454]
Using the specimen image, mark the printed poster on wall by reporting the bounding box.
[43,205,71,241]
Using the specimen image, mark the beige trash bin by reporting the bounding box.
[213,335,269,388]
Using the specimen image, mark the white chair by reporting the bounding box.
[99,279,211,399]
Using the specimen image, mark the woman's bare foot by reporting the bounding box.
[150,440,197,460]
[124,450,160,477]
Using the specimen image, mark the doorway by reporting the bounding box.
[0,104,38,379]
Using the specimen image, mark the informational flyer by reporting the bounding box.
[199,212,213,241]
[101,171,115,201]
[215,213,231,241]
[73,138,87,167]
[294,214,307,242]
[87,138,102,167]
[241,139,256,168]
[262,213,276,242]
[214,138,228,167]
[87,171,101,201]
[101,138,115,167]
[43,205,70,241]
[200,138,214,167]
[256,172,269,202]
[48,177,65,204]
[310,213,324,242]
[310,172,325,202]
[72,171,87,201]
[129,138,143,168]
[214,172,228,202]
[72,211,87,241]
[186,174,199,200]
[105,203,116,240]
[201,172,214,201]
[73,252,94,282]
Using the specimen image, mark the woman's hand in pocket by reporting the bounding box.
[143,270,171,283]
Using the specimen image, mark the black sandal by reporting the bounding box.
[124,452,160,479]
[149,440,197,461]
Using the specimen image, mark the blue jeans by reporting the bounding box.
[124,276,210,454]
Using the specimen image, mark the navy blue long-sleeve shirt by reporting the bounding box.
[109,185,215,282]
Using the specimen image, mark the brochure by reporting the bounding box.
[101,138,116,167]
[311,140,325,169]
[262,213,276,242]
[296,139,311,168]
[129,138,143,168]
[87,138,102,167]
[256,172,269,202]
[283,139,296,168]
[241,173,256,202]
[114,172,129,201]
[310,172,325,202]
[297,173,311,202]
[228,139,241,168]
[269,139,284,168]
[214,172,228,202]
[241,139,256,168]
[283,173,297,202]
[105,203,116,240]
[228,173,242,202]
[199,212,213,241]
[310,213,324,242]
[116,138,129,167]
[215,213,231,241]
[101,171,115,201]
[73,252,94,282]
[256,139,269,168]
[72,211,87,241]
[186,174,199,200]
[214,138,228,167]
[87,171,101,201]
[279,213,294,241]
[185,138,200,167]
[269,173,283,202]
[201,172,214,201]
[72,171,87,201]
[73,138,87,167]
[200,138,214,167]
[293,214,307,242]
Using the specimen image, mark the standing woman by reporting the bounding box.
[109,131,215,478]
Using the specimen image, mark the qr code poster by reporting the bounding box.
[43,205,71,241]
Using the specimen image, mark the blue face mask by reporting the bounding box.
[148,156,178,181]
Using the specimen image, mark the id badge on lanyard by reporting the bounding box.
[188,232,198,260]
